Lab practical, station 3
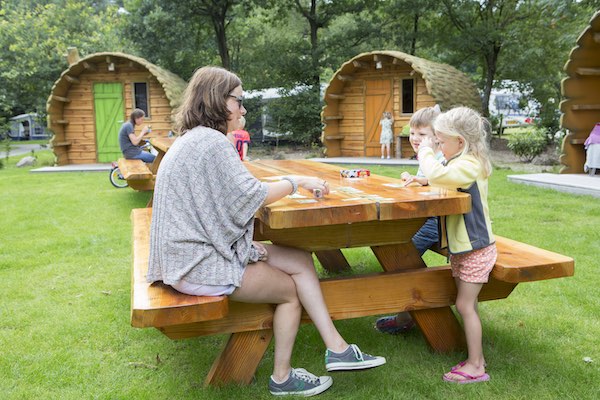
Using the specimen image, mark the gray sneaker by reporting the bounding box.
[325,344,386,371]
[269,368,333,397]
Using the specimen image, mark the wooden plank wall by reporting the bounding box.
[54,60,175,164]
[332,64,435,157]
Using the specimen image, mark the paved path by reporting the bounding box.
[508,173,600,198]
[4,143,45,157]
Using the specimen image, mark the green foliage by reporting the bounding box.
[264,87,322,146]
[0,0,132,118]
[507,128,548,162]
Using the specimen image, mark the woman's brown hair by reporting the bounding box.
[174,66,241,135]
[129,109,145,125]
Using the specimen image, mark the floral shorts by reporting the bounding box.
[449,244,497,283]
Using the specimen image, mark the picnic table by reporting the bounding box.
[116,136,176,192]
[130,159,574,386]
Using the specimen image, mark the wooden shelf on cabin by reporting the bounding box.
[324,115,343,121]
[576,67,600,76]
[52,120,70,125]
[570,138,586,145]
[572,104,600,111]
[52,141,72,147]
[327,93,346,100]
[324,135,344,140]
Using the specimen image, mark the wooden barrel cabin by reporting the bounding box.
[559,11,600,174]
[321,51,481,158]
[47,50,186,165]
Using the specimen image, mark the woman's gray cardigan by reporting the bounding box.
[147,126,268,287]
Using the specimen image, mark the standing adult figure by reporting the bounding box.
[118,108,155,163]
[147,66,385,397]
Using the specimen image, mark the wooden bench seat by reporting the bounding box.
[117,158,155,191]
[131,208,228,328]
[130,207,573,385]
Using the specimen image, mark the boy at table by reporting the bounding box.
[374,105,443,335]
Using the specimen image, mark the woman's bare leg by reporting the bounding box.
[262,244,348,353]
[230,261,301,382]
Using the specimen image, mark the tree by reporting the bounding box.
[123,0,246,73]
[0,0,130,118]
[439,0,537,116]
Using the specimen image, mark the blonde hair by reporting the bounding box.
[409,105,441,128]
[237,115,246,130]
[433,106,492,177]
[174,66,242,135]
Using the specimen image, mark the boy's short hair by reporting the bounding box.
[409,105,441,128]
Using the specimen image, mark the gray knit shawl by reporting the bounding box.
[147,126,268,287]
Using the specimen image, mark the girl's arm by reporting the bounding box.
[242,142,249,161]
[418,147,480,188]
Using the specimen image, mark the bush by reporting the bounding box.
[506,128,547,162]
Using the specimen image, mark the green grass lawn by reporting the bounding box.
[1,152,598,399]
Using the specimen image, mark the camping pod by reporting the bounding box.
[560,11,600,173]
[321,51,481,158]
[47,49,186,165]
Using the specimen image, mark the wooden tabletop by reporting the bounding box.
[150,137,176,153]
[246,159,471,229]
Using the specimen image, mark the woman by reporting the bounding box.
[148,66,385,397]
[118,108,155,163]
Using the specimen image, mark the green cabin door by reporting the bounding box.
[94,83,124,162]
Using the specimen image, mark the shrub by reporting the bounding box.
[507,128,547,162]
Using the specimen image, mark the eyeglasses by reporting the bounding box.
[228,94,244,108]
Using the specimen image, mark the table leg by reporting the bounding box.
[149,151,165,175]
[314,250,351,273]
[205,329,273,386]
[371,243,466,352]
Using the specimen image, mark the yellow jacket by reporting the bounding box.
[418,147,494,254]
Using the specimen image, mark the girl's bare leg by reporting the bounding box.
[445,278,486,379]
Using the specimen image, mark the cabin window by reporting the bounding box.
[133,82,150,117]
[401,79,414,114]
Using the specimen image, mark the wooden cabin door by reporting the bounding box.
[364,80,393,157]
[94,83,124,162]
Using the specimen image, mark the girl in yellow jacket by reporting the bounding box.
[418,106,496,384]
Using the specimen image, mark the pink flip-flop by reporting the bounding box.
[443,370,490,384]
[451,360,467,371]
[451,360,487,371]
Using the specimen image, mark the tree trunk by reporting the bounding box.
[213,17,230,70]
[309,0,320,88]
[481,45,501,117]
[410,12,419,55]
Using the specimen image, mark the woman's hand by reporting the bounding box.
[295,176,330,196]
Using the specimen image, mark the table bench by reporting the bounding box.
[130,207,574,386]
[117,158,154,191]
[116,137,176,193]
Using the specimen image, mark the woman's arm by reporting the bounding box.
[262,175,329,205]
[128,125,150,146]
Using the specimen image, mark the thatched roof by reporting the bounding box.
[325,50,481,112]
[47,52,187,110]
